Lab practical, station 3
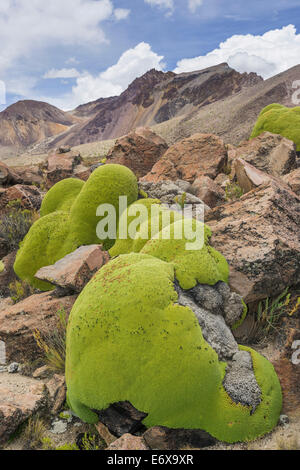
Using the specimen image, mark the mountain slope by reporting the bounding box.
[48,63,262,149]
[0,100,75,156]
[151,64,300,146]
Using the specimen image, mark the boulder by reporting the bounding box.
[73,164,92,182]
[106,127,168,178]
[228,132,297,177]
[45,150,83,187]
[46,374,66,415]
[192,176,226,207]
[143,426,216,450]
[206,180,300,303]
[232,158,275,193]
[283,168,300,196]
[142,134,227,183]
[12,166,44,187]
[0,184,42,214]
[139,180,211,218]
[107,434,149,451]
[35,245,110,294]
[0,372,47,446]
[0,162,22,187]
[0,292,76,363]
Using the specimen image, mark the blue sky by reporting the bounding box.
[0,0,300,111]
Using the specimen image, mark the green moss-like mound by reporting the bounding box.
[109,200,183,257]
[40,178,85,217]
[14,165,139,290]
[141,219,228,289]
[14,211,71,290]
[65,253,282,443]
[251,104,300,150]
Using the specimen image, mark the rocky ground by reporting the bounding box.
[0,128,299,451]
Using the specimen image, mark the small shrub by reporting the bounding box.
[244,288,293,344]
[23,416,47,449]
[9,280,34,304]
[33,307,67,373]
[0,205,39,252]
[174,192,186,209]
[0,260,4,273]
[225,182,244,201]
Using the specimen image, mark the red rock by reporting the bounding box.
[35,245,110,293]
[232,158,276,193]
[0,292,76,363]
[12,166,44,187]
[228,132,297,177]
[0,372,47,445]
[283,168,300,196]
[107,434,149,451]
[45,150,82,187]
[192,175,225,208]
[0,184,42,214]
[46,374,66,415]
[95,422,117,446]
[206,180,300,303]
[0,161,22,187]
[143,134,227,184]
[107,127,168,177]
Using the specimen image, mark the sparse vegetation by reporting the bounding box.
[33,307,68,373]
[0,202,39,252]
[243,289,299,344]
[23,416,47,449]
[9,279,34,304]
[225,181,244,201]
[174,192,187,209]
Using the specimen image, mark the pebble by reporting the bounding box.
[279,415,290,426]
[8,363,19,374]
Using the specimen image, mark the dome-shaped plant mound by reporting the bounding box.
[251,104,300,150]
[40,178,85,217]
[65,253,282,443]
[14,164,139,290]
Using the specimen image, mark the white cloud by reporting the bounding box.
[43,68,82,79]
[66,57,80,65]
[48,42,165,110]
[114,8,130,21]
[0,0,115,76]
[174,25,300,79]
[144,0,174,13]
[188,0,203,13]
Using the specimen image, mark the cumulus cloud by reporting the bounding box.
[188,0,203,13]
[43,68,82,79]
[174,25,300,79]
[49,42,165,110]
[0,0,115,76]
[114,8,130,21]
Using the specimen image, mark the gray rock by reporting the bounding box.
[223,351,262,411]
[223,292,245,327]
[0,366,7,373]
[279,415,290,426]
[189,284,224,316]
[8,362,19,374]
[177,289,239,360]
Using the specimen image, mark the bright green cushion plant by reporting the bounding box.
[65,253,282,443]
[40,178,85,217]
[251,103,300,150]
[14,164,139,290]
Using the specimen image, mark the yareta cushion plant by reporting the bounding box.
[251,104,300,150]
[65,253,282,443]
[40,178,85,217]
[14,164,139,290]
